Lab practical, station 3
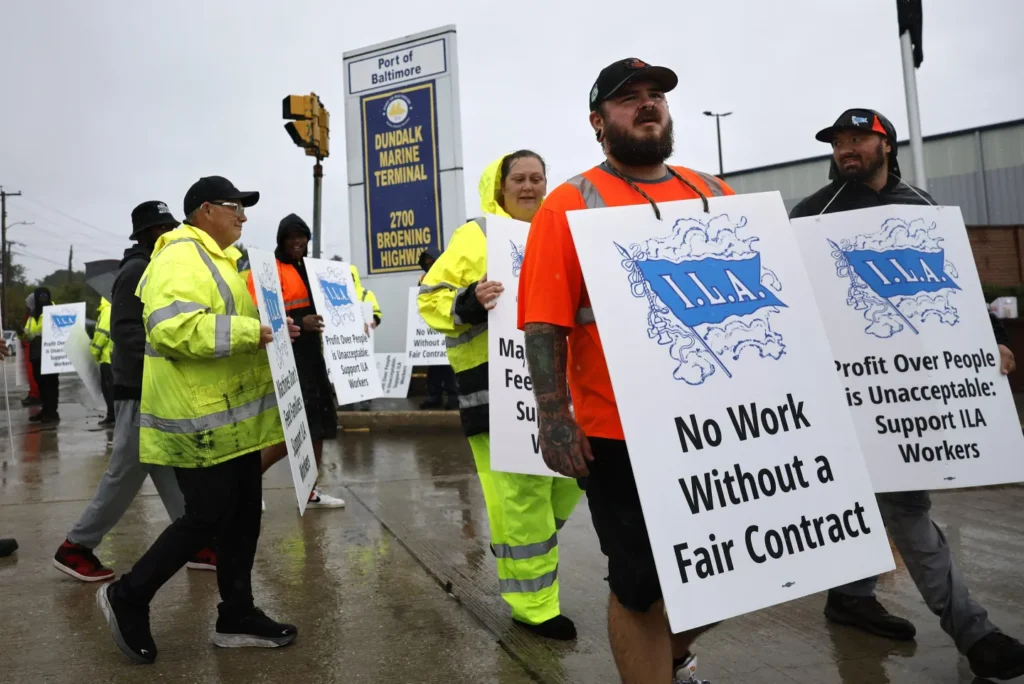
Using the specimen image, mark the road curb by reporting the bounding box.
[338,409,461,431]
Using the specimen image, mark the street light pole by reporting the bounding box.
[703,111,733,176]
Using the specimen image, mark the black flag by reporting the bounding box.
[896,0,923,67]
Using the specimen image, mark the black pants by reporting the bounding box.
[426,365,458,403]
[31,357,59,415]
[113,452,262,614]
[100,363,114,420]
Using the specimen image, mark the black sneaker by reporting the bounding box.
[967,631,1024,681]
[824,590,916,641]
[96,582,157,664]
[514,614,577,641]
[213,607,297,648]
[0,538,18,558]
[21,396,41,407]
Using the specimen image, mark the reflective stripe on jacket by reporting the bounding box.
[91,297,113,364]
[418,155,509,436]
[137,224,282,468]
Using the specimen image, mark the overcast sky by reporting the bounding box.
[1,0,1021,281]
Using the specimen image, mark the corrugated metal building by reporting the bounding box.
[723,118,1024,224]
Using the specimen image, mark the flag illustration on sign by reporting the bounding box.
[830,217,960,339]
[262,289,284,333]
[51,313,78,339]
[257,262,290,367]
[617,214,786,386]
[510,241,525,278]
[318,267,357,327]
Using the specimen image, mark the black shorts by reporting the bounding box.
[580,437,662,612]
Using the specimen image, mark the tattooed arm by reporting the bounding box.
[524,322,593,478]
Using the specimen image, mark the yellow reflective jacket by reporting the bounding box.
[21,315,43,341]
[137,224,282,468]
[417,155,514,436]
[91,297,113,364]
[349,264,382,323]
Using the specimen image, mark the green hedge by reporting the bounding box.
[982,284,1024,303]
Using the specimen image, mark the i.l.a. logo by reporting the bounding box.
[618,214,787,386]
[830,217,960,338]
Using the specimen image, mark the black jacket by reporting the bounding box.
[789,175,936,219]
[110,244,150,398]
[790,176,1010,347]
[274,214,334,397]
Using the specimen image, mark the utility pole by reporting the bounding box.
[702,112,732,177]
[68,245,73,284]
[1,187,23,329]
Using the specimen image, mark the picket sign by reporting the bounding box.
[793,205,1024,492]
[486,214,566,477]
[249,249,318,514]
[567,192,894,633]
[41,302,86,375]
[305,257,382,405]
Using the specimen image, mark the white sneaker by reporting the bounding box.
[261,498,266,512]
[674,653,709,684]
[307,487,345,508]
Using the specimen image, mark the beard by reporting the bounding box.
[604,115,674,166]
[836,139,887,182]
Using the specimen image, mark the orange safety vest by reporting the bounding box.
[246,261,311,312]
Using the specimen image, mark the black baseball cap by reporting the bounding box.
[589,58,678,112]
[183,176,260,218]
[130,200,179,240]
[815,108,896,143]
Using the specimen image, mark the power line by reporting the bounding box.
[11,203,117,244]
[7,205,120,257]
[12,249,65,268]
[20,196,122,240]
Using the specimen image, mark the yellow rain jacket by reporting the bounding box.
[22,316,43,341]
[349,264,382,324]
[137,224,282,468]
[416,155,581,626]
[90,298,113,364]
[416,158,504,435]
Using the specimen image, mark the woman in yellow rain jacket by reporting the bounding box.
[90,297,115,425]
[418,151,582,640]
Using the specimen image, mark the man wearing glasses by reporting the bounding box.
[97,176,298,664]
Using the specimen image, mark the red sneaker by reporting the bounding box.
[53,540,115,582]
[186,547,216,571]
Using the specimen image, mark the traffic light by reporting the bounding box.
[317,107,329,158]
[282,93,329,158]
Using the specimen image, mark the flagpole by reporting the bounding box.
[884,297,919,335]
[684,322,732,378]
[900,30,927,192]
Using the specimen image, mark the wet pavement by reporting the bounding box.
[1,372,1023,683]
